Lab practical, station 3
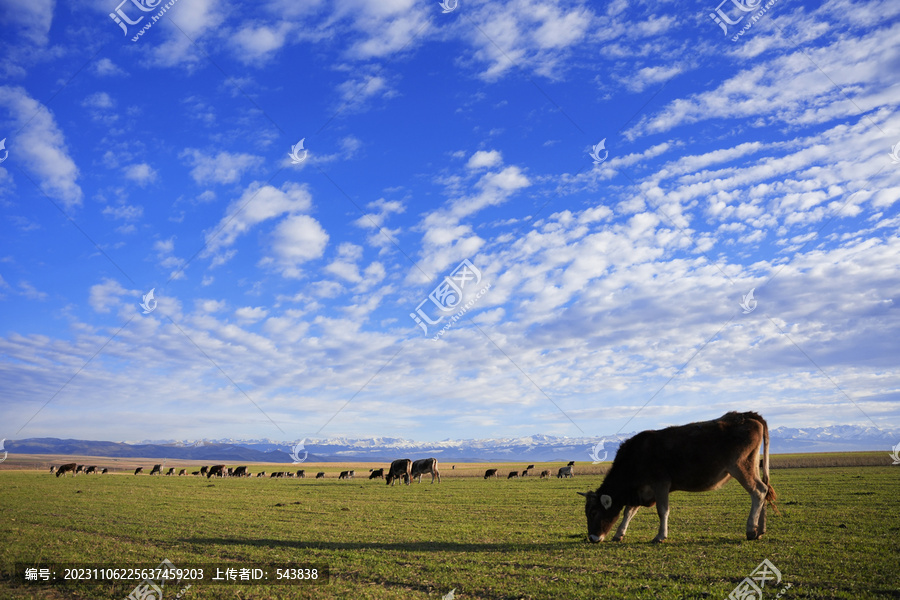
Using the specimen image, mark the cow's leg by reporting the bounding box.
[728,462,767,540]
[612,505,641,542]
[652,492,669,543]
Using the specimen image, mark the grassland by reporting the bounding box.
[0,458,898,599]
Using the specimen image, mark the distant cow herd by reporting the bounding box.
[48,457,578,483]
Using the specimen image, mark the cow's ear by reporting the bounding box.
[600,494,613,509]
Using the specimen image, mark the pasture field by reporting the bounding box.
[0,461,898,599]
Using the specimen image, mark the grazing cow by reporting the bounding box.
[49,466,56,474]
[85,466,97,474]
[508,471,519,479]
[316,472,325,479]
[200,466,209,477]
[296,470,305,479]
[286,472,294,478]
[134,467,143,475]
[56,463,77,477]
[348,470,355,479]
[75,465,84,474]
[339,471,350,480]
[270,472,278,478]
[256,471,266,477]
[411,458,441,484]
[386,459,412,486]
[540,470,551,479]
[178,469,186,476]
[206,465,226,479]
[233,466,248,478]
[557,466,574,478]
[192,471,200,476]
[165,468,175,476]
[526,464,535,471]
[149,464,162,476]
[484,469,499,479]
[578,411,778,543]
[227,468,234,477]
[369,468,384,480]
[101,468,109,474]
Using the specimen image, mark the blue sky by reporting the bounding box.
[0,0,898,445]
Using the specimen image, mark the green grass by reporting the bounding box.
[1,466,898,599]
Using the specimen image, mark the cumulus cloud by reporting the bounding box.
[181,149,263,185]
[0,85,82,208]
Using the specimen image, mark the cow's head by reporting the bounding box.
[577,491,621,543]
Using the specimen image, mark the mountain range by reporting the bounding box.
[4,424,897,464]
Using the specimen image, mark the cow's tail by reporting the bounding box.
[759,415,779,515]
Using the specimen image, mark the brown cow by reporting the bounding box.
[386,459,412,486]
[578,411,777,543]
[56,463,77,477]
[411,458,440,483]
[484,469,499,479]
[206,465,226,479]
[368,468,384,480]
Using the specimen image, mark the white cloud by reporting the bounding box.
[81,92,115,109]
[466,150,503,170]
[181,149,263,185]
[93,58,126,77]
[89,279,128,313]
[1,0,54,46]
[269,214,329,278]
[123,163,157,185]
[232,21,294,63]
[0,85,82,208]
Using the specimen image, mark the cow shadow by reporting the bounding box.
[181,536,745,553]
[182,537,568,553]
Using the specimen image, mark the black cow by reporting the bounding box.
[233,466,249,478]
[411,458,441,484]
[296,470,305,479]
[339,471,350,480]
[557,466,574,478]
[178,469,186,476]
[49,466,56,474]
[56,463,77,477]
[85,466,97,474]
[134,467,143,475]
[165,468,175,476]
[200,466,209,477]
[101,468,109,474]
[508,471,519,479]
[315,472,325,479]
[369,468,385,480]
[386,459,412,486]
[484,469,499,479]
[75,465,84,474]
[206,465,226,479]
[149,464,162,476]
[578,411,778,543]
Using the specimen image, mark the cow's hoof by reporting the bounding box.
[651,537,666,544]
[746,530,760,540]
[612,535,624,542]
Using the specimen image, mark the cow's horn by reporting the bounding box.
[576,491,589,497]
[600,494,612,509]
